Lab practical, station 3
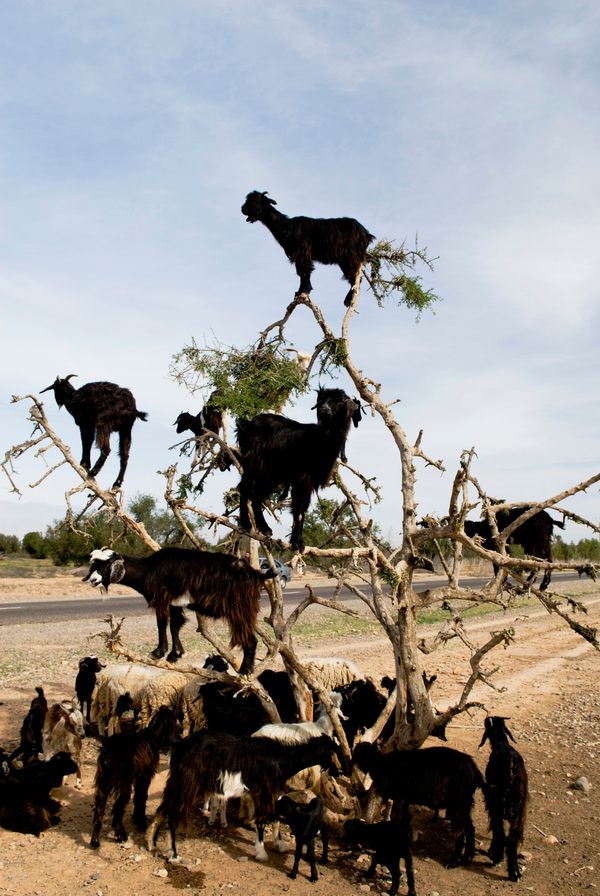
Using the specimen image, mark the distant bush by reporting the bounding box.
[0,533,21,553]
[22,531,50,559]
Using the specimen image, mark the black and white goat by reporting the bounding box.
[479,716,529,881]
[464,505,565,591]
[90,705,181,848]
[40,375,147,488]
[147,731,339,862]
[9,686,48,765]
[83,547,276,667]
[241,191,374,306]
[75,656,105,727]
[0,751,78,835]
[352,742,485,867]
[276,794,328,882]
[43,700,86,788]
[344,818,416,896]
[236,387,362,552]
[174,391,224,438]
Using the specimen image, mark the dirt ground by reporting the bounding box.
[0,571,599,896]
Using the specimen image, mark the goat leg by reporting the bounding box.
[306,839,319,882]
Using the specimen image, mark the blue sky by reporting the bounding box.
[2,1,599,544]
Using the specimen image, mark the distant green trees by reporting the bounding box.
[3,493,203,566]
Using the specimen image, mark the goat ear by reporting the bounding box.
[505,723,517,743]
[351,400,363,427]
[109,558,126,583]
[479,717,492,747]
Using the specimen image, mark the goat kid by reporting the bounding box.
[43,700,86,788]
[40,375,147,488]
[276,794,328,882]
[480,716,529,881]
[75,656,105,728]
[90,705,181,848]
[344,818,416,896]
[9,686,48,765]
[83,547,276,667]
[174,391,224,438]
[236,387,362,553]
[241,191,374,306]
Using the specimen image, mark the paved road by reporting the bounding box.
[0,574,580,626]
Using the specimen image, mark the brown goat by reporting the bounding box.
[83,547,276,668]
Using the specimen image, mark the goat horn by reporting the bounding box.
[65,373,78,381]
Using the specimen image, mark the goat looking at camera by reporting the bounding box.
[479,716,529,882]
[40,375,147,488]
[83,547,276,667]
[241,191,374,306]
[236,387,362,553]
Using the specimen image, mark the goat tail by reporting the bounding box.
[136,411,148,422]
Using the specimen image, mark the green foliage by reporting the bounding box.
[365,239,440,316]
[0,533,21,553]
[171,339,309,419]
[22,531,49,559]
[552,536,600,562]
[128,493,201,545]
[302,498,359,553]
[318,338,348,375]
[38,493,201,566]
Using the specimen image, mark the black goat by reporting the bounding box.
[345,818,416,896]
[352,742,485,867]
[147,731,339,862]
[0,751,78,835]
[174,391,224,437]
[90,705,181,848]
[479,716,528,881]
[241,191,374,306]
[276,794,328,882]
[83,547,276,668]
[334,679,393,747]
[40,375,147,488]
[464,505,565,590]
[10,686,48,764]
[190,669,303,737]
[236,387,362,552]
[75,656,105,726]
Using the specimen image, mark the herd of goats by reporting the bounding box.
[4,190,560,892]
[1,653,529,894]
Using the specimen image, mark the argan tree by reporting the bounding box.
[3,237,599,760]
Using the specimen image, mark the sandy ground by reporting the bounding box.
[0,571,599,896]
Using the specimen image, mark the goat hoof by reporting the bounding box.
[90,839,100,849]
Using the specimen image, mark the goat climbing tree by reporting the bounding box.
[3,239,600,755]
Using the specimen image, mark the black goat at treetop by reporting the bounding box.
[241,190,374,306]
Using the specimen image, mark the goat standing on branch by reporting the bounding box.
[174,390,224,438]
[40,375,147,489]
[236,387,362,552]
[464,504,565,591]
[241,190,374,306]
[83,547,277,668]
